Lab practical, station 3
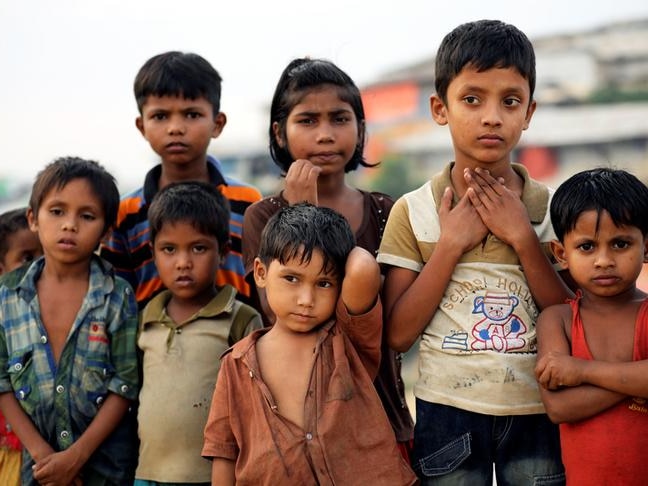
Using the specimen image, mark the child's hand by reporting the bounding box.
[32,447,83,486]
[535,351,586,390]
[284,159,321,206]
[464,168,533,249]
[438,186,489,254]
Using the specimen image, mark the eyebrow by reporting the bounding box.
[292,107,354,117]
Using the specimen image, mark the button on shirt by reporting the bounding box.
[0,256,140,484]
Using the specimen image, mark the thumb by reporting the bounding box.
[439,186,454,213]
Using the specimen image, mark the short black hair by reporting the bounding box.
[0,207,29,262]
[258,203,355,279]
[551,168,648,241]
[269,58,370,173]
[29,157,119,234]
[435,19,536,103]
[134,51,222,115]
[148,181,230,249]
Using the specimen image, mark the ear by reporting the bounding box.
[253,258,268,289]
[219,240,231,259]
[522,100,537,131]
[430,94,448,126]
[27,208,38,232]
[212,112,227,138]
[272,121,285,148]
[643,236,648,263]
[550,239,569,269]
[135,116,145,137]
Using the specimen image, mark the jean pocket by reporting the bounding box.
[418,432,472,477]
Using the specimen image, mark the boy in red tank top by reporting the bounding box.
[536,168,648,485]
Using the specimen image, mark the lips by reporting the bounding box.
[592,275,620,286]
[58,238,76,249]
[310,152,340,163]
[477,134,504,145]
[174,275,194,286]
[165,142,189,153]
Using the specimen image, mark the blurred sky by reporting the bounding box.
[2,0,647,190]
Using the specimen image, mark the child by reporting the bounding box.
[242,57,414,455]
[204,203,416,485]
[0,208,42,275]
[0,208,42,486]
[135,181,262,485]
[100,51,262,309]
[377,20,570,484]
[0,157,139,485]
[535,168,648,485]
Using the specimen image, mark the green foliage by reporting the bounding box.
[366,156,420,199]
[587,88,648,104]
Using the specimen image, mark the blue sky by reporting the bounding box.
[2,0,647,189]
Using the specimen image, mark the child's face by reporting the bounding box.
[274,85,359,175]
[152,221,222,307]
[27,178,106,266]
[0,227,42,274]
[552,209,648,298]
[136,95,226,168]
[430,65,536,170]
[254,248,340,333]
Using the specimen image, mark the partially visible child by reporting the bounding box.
[0,208,42,486]
[0,208,42,275]
[378,20,570,484]
[536,168,648,485]
[242,57,414,454]
[135,181,262,485]
[204,203,416,485]
[0,157,139,485]
[100,51,262,309]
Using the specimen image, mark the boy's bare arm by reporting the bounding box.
[212,458,236,486]
[537,351,648,398]
[0,392,55,462]
[383,188,488,352]
[341,247,381,315]
[465,168,571,309]
[32,393,131,485]
[535,306,625,423]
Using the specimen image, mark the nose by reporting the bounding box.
[167,115,186,135]
[175,251,192,269]
[297,286,315,308]
[594,248,615,268]
[481,102,503,127]
[61,217,77,232]
[316,122,334,143]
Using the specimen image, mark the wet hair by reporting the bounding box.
[29,157,119,234]
[134,51,222,115]
[258,203,355,279]
[551,168,648,241]
[269,58,371,173]
[0,208,29,262]
[435,19,536,103]
[148,181,230,249]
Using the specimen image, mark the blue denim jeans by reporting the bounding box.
[412,399,565,486]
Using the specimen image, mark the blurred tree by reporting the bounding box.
[366,156,419,200]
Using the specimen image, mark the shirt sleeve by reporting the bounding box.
[376,196,425,272]
[105,279,140,401]
[202,355,239,460]
[100,228,138,293]
[336,298,383,380]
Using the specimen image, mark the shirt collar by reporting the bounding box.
[430,162,549,224]
[140,284,238,330]
[142,155,227,204]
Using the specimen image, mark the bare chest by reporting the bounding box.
[38,286,86,364]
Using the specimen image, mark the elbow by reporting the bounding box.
[542,400,569,424]
[387,330,415,354]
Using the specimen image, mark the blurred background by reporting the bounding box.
[3,0,648,413]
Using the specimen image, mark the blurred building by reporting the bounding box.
[359,18,648,191]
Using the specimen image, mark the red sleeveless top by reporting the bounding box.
[560,296,648,485]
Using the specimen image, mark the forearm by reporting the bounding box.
[581,359,648,398]
[0,392,53,461]
[212,457,236,486]
[341,247,381,315]
[67,393,131,465]
[512,232,571,309]
[540,386,625,423]
[385,241,461,352]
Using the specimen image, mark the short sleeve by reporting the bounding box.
[376,196,425,272]
[202,356,239,460]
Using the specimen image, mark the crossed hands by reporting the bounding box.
[535,351,585,390]
[32,447,83,486]
[439,167,532,254]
